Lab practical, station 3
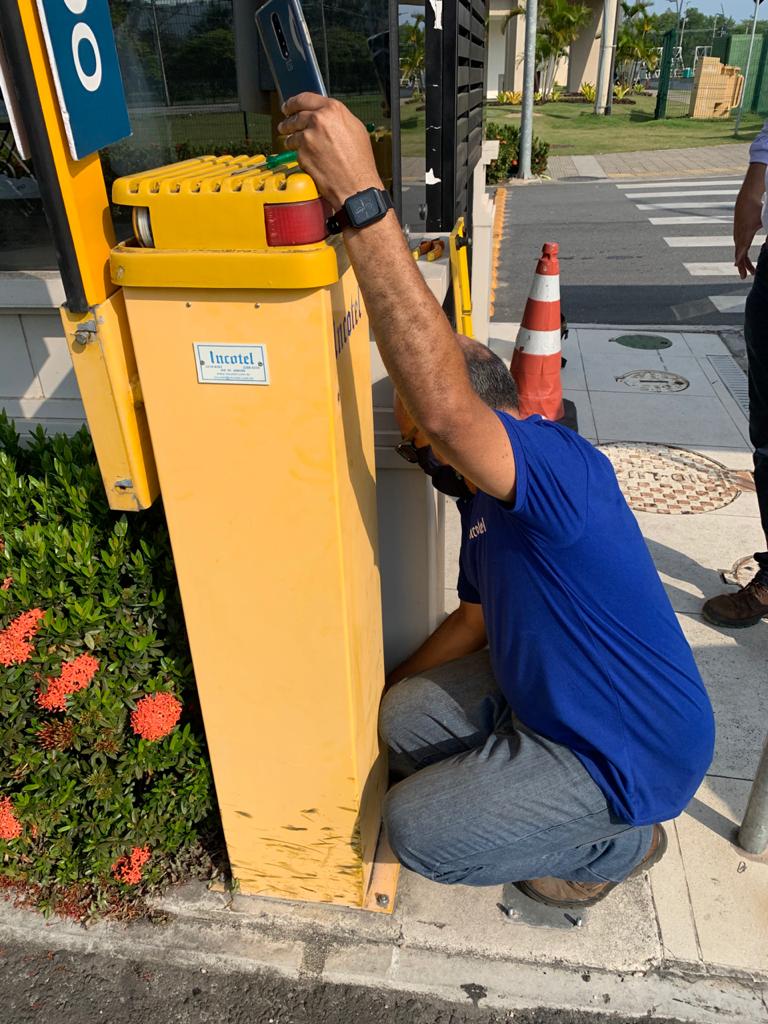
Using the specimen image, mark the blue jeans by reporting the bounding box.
[380,650,653,886]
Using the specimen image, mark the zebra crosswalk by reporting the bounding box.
[615,174,751,317]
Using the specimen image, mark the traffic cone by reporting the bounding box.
[511,242,564,421]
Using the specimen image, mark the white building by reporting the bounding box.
[486,0,605,98]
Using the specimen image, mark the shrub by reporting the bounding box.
[549,83,565,102]
[0,416,220,920]
[579,81,597,102]
[485,123,550,181]
[633,82,646,94]
[497,90,522,105]
[613,83,631,101]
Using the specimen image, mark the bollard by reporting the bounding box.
[737,733,768,855]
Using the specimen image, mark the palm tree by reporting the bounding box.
[616,1,660,87]
[538,0,591,99]
[400,15,426,96]
[504,0,591,100]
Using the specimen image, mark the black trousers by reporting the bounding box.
[746,244,768,564]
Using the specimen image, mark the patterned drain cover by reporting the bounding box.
[612,334,673,350]
[598,443,742,514]
[616,370,689,393]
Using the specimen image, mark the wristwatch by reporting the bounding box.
[326,187,393,234]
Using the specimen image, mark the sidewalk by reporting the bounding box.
[1,327,767,1023]
[548,143,751,181]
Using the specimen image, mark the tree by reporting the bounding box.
[504,0,591,99]
[400,14,425,96]
[616,1,661,87]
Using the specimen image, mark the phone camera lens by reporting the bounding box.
[271,13,291,60]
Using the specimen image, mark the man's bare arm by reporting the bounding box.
[385,601,487,690]
[278,94,516,501]
[735,162,766,279]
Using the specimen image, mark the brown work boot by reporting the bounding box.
[515,824,668,910]
[702,568,768,628]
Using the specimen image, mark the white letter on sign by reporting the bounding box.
[64,0,88,13]
[71,22,102,92]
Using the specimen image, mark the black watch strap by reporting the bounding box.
[327,188,393,234]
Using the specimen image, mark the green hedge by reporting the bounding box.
[486,122,550,181]
[0,417,220,919]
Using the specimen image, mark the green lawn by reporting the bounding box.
[486,94,765,157]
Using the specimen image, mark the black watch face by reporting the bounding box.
[346,189,385,227]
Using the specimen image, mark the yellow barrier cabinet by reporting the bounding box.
[111,158,393,908]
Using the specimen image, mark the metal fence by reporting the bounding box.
[653,28,743,121]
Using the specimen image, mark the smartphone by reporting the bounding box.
[255,0,327,105]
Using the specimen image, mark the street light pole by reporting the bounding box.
[734,0,761,135]
[518,0,538,179]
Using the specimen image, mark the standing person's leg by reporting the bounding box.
[382,675,657,906]
[704,244,768,627]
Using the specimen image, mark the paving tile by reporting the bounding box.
[582,352,717,398]
[635,510,764,615]
[0,397,86,420]
[691,447,753,470]
[21,314,79,399]
[0,315,43,399]
[574,328,689,357]
[649,819,701,965]
[677,613,768,779]
[564,388,596,439]
[590,392,745,447]
[676,777,768,975]
[680,332,731,357]
[398,866,660,973]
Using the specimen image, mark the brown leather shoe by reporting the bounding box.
[514,876,618,909]
[702,570,768,628]
[628,823,668,878]
[515,824,668,909]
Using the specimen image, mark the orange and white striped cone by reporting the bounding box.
[510,242,564,421]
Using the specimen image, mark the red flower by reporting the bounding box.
[0,797,22,841]
[130,692,182,741]
[1,577,12,591]
[36,653,99,712]
[0,608,45,666]
[112,845,151,885]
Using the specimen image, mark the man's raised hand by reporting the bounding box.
[277,95,383,211]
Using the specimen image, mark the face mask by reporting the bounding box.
[415,445,474,500]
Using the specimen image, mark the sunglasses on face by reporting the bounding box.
[394,427,420,464]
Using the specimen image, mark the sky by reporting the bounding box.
[649,0,761,18]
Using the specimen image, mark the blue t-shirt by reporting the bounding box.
[457,412,715,827]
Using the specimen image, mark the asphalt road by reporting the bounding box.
[493,173,753,329]
[0,938,690,1024]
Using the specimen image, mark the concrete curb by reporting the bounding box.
[1,891,766,1023]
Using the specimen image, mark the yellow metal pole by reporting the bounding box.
[3,1,158,510]
[450,217,474,338]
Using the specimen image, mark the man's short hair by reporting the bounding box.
[460,338,519,411]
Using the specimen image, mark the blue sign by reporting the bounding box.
[36,0,131,160]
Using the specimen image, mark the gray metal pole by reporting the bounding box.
[150,0,171,107]
[595,0,619,115]
[738,734,768,855]
[518,0,538,179]
[734,0,760,135]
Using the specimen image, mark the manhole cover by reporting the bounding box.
[616,370,689,393]
[612,334,673,350]
[598,443,742,513]
[721,555,759,588]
